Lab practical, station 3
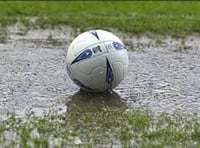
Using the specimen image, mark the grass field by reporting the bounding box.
[1,110,200,147]
[0,1,200,36]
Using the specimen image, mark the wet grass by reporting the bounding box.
[0,27,7,43]
[1,110,200,147]
[0,1,200,36]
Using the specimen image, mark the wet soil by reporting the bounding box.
[0,24,200,117]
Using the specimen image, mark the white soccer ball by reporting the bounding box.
[66,29,128,93]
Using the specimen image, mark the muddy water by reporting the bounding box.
[0,25,200,117]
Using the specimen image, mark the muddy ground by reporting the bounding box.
[0,24,200,118]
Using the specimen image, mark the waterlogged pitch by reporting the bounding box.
[1,1,200,147]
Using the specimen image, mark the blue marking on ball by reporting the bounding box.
[112,42,124,50]
[106,58,114,86]
[71,49,92,65]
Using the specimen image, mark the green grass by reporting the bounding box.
[1,110,200,147]
[0,1,200,36]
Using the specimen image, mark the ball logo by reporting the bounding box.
[92,45,102,54]
[112,42,124,50]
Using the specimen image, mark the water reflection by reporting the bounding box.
[66,90,127,112]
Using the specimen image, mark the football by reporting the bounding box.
[66,29,128,93]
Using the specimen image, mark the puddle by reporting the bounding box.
[67,90,127,112]
[116,49,200,115]
[0,24,200,117]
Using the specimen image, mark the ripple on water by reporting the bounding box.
[115,49,200,115]
[1,32,200,116]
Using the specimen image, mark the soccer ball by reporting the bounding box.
[66,29,128,93]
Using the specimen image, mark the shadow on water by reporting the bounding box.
[66,90,127,112]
